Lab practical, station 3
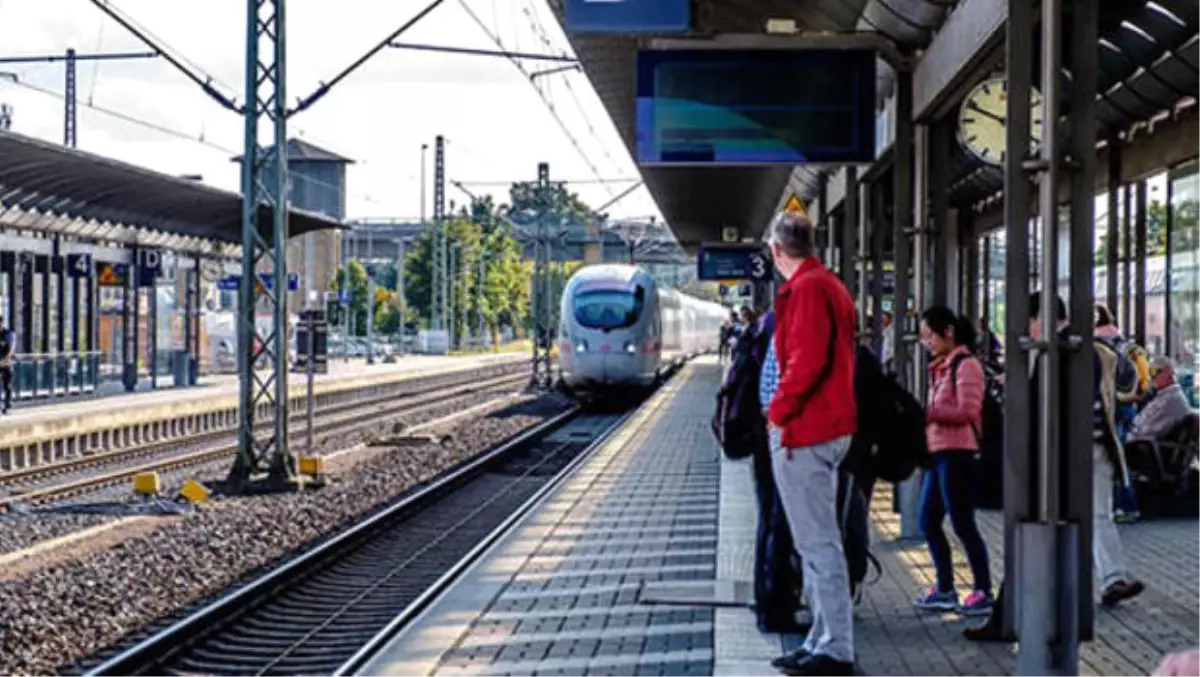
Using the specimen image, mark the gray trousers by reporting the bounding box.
[770,430,855,663]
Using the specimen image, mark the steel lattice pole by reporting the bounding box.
[231,0,293,486]
[433,135,447,333]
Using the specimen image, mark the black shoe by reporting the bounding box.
[771,649,809,671]
[1101,579,1145,607]
[779,653,854,676]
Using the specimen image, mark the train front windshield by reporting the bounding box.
[573,287,645,331]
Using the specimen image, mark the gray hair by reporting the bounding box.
[1150,354,1176,373]
[767,211,816,259]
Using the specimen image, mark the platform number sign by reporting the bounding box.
[747,252,769,281]
[66,253,92,278]
[135,249,162,287]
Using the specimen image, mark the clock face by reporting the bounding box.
[957,77,1044,166]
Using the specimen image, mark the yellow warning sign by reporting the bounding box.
[784,193,808,218]
[97,263,125,287]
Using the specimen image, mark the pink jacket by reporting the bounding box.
[926,346,984,452]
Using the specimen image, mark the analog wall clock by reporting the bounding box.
[957,75,1044,166]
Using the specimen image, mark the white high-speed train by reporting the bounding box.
[557,264,728,396]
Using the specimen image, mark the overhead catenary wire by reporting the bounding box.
[0,77,389,208]
[521,5,623,179]
[455,0,614,199]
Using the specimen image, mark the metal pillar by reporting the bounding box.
[1164,174,1174,353]
[841,167,858,289]
[930,120,953,307]
[892,71,914,390]
[531,162,553,389]
[965,227,980,329]
[148,274,157,389]
[432,135,447,332]
[1106,135,1120,311]
[122,249,137,393]
[893,69,919,540]
[366,225,375,364]
[1122,183,1132,331]
[1064,0,1099,645]
[53,239,65,392]
[1134,180,1147,345]
[1014,0,1099,670]
[870,182,885,351]
[397,239,407,349]
[449,243,460,349]
[476,251,488,345]
[229,0,294,488]
[856,179,870,331]
[1002,0,1035,641]
[64,48,77,148]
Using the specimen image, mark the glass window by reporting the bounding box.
[573,287,645,331]
[1169,163,1198,377]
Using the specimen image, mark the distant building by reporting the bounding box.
[234,138,353,309]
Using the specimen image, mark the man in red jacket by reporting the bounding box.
[763,212,858,676]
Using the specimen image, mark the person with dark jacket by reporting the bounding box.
[964,293,1145,643]
[744,308,805,633]
[763,211,858,676]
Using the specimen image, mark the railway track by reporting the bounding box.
[0,369,529,511]
[83,408,627,676]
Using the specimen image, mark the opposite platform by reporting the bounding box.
[0,353,524,470]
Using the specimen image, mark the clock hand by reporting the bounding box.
[967,101,1006,125]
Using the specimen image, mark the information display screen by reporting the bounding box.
[636,49,877,165]
[697,244,771,282]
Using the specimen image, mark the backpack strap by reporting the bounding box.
[947,353,984,447]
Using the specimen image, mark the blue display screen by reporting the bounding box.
[636,49,877,165]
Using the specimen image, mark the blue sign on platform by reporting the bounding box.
[216,273,299,291]
[697,244,771,282]
[565,0,690,34]
[337,290,350,306]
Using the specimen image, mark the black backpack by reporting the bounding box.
[711,331,768,461]
[949,353,1006,510]
[844,345,928,483]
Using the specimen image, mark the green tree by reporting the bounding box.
[1095,200,1170,264]
[329,259,369,334]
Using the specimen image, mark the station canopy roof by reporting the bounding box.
[0,130,344,254]
[950,0,1199,213]
[553,0,1199,249]
[551,0,954,251]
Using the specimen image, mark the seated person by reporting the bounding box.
[1128,356,1193,444]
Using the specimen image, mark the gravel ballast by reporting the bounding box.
[0,393,571,676]
[0,384,521,556]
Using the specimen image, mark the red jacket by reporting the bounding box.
[767,257,858,450]
[925,345,984,452]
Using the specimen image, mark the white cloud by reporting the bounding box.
[0,0,660,222]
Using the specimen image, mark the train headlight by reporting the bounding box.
[624,341,637,354]
[575,341,588,353]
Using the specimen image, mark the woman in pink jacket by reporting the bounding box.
[913,306,994,617]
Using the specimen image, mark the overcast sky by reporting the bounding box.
[0,0,658,222]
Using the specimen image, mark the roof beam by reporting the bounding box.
[649,32,914,70]
[912,0,1007,121]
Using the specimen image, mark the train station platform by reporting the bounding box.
[354,357,1198,677]
[0,353,525,471]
